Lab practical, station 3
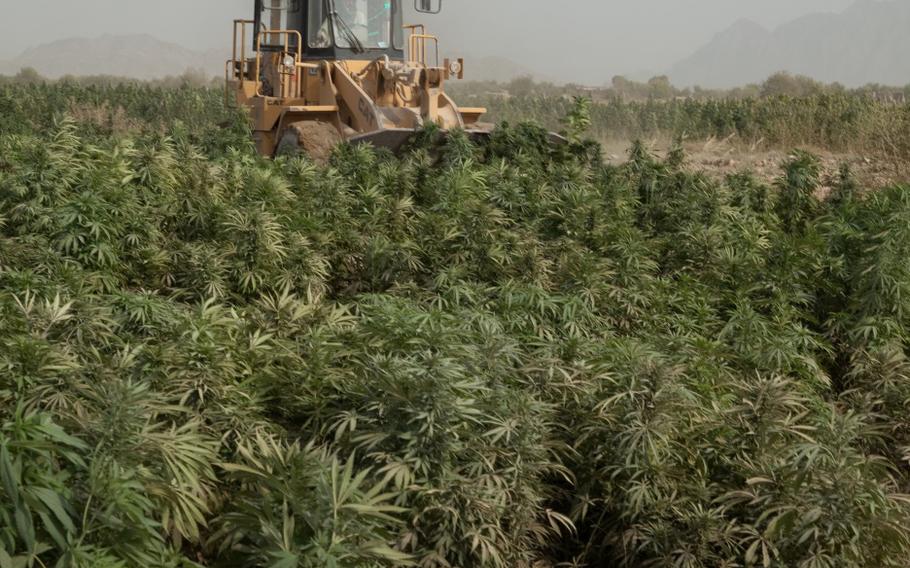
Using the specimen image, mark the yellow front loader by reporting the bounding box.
[226,0,489,160]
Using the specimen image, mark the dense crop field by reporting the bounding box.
[2,83,910,567]
[455,91,910,167]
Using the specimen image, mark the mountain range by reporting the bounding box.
[668,0,910,88]
[0,34,224,80]
[2,1,909,88]
[0,33,539,84]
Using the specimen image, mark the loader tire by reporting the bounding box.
[275,121,343,165]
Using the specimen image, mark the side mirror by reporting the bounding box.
[415,0,442,14]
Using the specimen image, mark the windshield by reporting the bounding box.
[309,0,400,50]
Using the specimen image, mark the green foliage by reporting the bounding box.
[1,83,910,567]
[451,88,910,165]
[214,437,412,567]
[562,96,592,143]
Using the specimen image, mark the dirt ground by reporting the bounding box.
[277,121,342,165]
[601,136,908,191]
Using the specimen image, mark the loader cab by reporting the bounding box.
[254,0,405,61]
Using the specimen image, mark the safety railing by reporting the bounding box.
[226,19,256,104]
[404,25,439,68]
[231,19,256,86]
[254,29,303,99]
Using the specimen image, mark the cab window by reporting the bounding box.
[259,0,302,50]
[334,0,395,49]
[307,0,402,51]
[308,0,333,48]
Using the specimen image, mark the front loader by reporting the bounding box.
[226,0,489,160]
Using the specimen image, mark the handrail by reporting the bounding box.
[403,24,425,64]
[403,25,438,67]
[408,34,438,68]
[254,29,303,99]
[232,19,256,89]
[227,20,257,105]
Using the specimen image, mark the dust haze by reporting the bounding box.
[0,0,873,85]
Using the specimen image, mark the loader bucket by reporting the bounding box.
[348,129,418,153]
[348,128,494,154]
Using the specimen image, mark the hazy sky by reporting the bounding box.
[0,0,859,83]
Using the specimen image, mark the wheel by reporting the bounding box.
[275,121,343,164]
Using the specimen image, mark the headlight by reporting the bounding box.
[283,55,296,69]
[448,60,462,76]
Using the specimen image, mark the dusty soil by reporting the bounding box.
[600,136,908,190]
[277,121,342,165]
